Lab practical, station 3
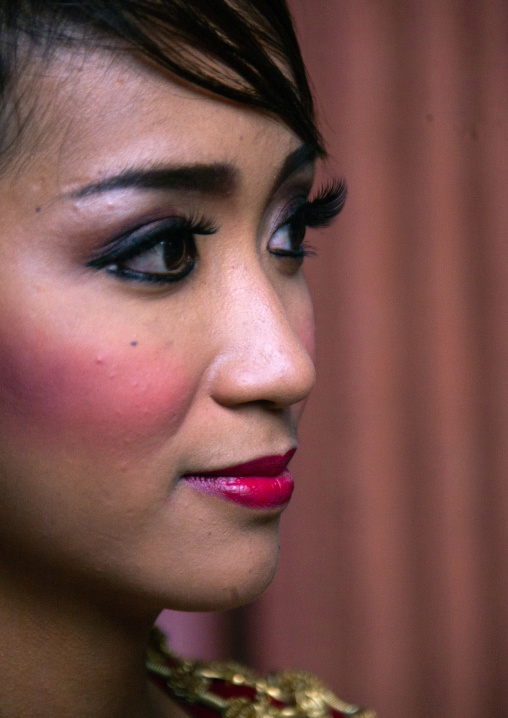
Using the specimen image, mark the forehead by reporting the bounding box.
[10,48,301,198]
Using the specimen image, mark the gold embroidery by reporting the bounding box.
[146,629,376,718]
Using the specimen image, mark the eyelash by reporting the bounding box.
[302,178,347,229]
[87,178,347,285]
[269,178,347,261]
[88,215,217,284]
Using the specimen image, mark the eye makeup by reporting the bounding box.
[268,178,347,260]
[301,177,347,228]
[87,214,217,284]
[85,178,346,285]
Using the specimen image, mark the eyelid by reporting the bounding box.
[87,214,217,269]
[266,177,347,263]
[274,177,347,232]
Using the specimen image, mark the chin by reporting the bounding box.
[177,576,277,613]
[194,562,279,612]
[154,524,282,613]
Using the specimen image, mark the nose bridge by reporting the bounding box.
[208,263,316,408]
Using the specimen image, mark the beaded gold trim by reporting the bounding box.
[146,629,375,718]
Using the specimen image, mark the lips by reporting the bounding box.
[182,449,296,509]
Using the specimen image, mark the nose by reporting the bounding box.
[207,267,316,410]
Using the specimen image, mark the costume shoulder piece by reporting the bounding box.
[146,629,375,718]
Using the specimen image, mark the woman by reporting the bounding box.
[0,1,372,716]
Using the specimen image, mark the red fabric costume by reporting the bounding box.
[146,629,375,718]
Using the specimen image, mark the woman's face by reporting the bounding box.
[0,49,316,614]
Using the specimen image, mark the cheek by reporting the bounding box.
[292,286,316,363]
[299,307,316,364]
[286,289,316,424]
[0,330,196,458]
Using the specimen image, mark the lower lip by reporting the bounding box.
[183,470,294,509]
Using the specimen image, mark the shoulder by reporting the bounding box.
[146,628,376,718]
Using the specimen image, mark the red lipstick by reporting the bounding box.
[182,449,295,509]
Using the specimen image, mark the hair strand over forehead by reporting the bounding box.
[0,0,325,165]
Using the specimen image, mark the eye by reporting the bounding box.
[113,227,195,282]
[88,215,217,285]
[268,204,310,262]
[268,179,347,264]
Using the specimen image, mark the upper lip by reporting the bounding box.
[184,448,296,478]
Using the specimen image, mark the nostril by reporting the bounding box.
[208,337,316,410]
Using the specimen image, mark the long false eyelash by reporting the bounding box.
[303,178,347,229]
[163,212,218,239]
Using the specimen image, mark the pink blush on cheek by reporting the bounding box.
[0,334,197,456]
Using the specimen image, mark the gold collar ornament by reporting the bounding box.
[146,629,375,718]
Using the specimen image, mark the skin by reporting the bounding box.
[0,48,316,718]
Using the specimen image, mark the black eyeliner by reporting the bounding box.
[87,214,216,270]
[269,178,346,261]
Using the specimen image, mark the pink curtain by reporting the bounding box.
[245,2,508,717]
[159,2,508,717]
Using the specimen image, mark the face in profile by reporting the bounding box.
[0,47,333,615]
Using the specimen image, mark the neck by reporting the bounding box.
[0,561,168,718]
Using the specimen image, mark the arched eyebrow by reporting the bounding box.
[66,143,317,200]
[67,163,238,199]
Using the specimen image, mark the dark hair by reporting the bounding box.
[0,0,325,167]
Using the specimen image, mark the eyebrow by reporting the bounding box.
[68,163,238,199]
[67,143,317,200]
